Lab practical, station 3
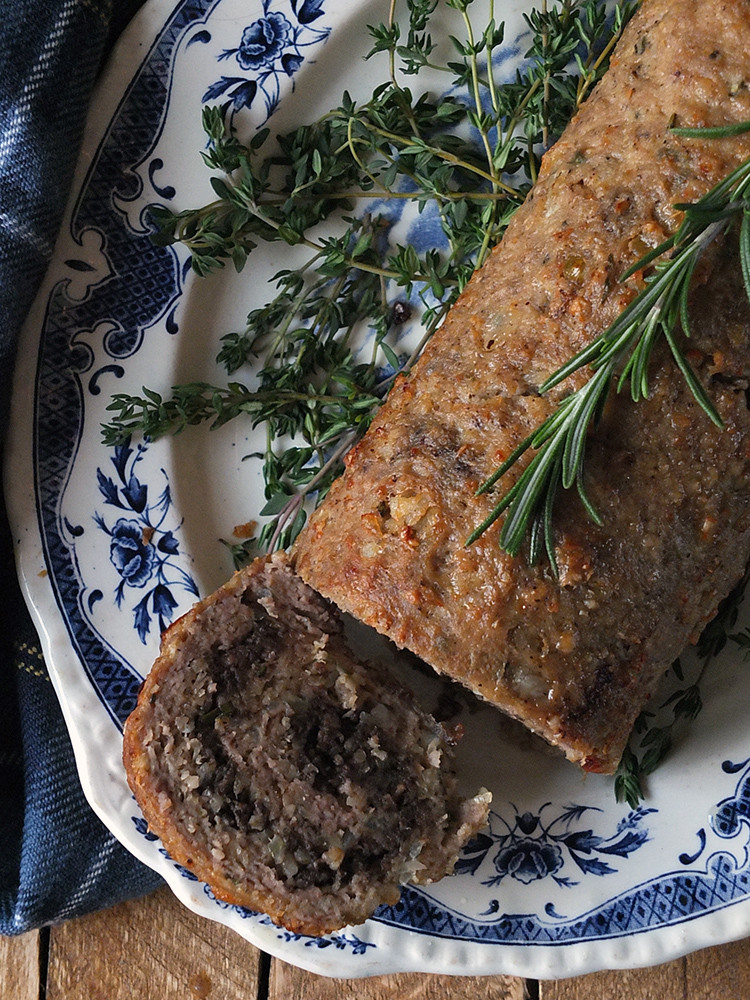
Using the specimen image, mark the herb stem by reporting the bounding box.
[353,118,519,195]
[575,3,631,108]
[485,0,500,117]
[461,4,497,181]
[266,430,358,552]
[541,0,551,149]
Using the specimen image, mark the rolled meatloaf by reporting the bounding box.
[123,553,490,935]
[293,0,750,773]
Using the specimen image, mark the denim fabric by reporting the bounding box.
[0,0,162,934]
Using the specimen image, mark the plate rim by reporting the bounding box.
[6,0,750,978]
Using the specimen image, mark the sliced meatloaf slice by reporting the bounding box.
[123,552,490,935]
[293,0,750,773]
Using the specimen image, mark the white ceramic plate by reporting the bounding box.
[7,0,750,979]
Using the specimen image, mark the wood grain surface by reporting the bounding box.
[0,927,41,1000]
[3,887,750,999]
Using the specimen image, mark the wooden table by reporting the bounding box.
[3,886,750,998]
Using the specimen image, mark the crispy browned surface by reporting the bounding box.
[293,0,750,773]
[123,553,490,935]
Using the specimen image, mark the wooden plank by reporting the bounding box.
[540,959,685,1000]
[45,886,262,1000]
[35,877,750,999]
[539,937,750,1000]
[269,959,529,1000]
[0,929,42,1000]
[683,937,750,1000]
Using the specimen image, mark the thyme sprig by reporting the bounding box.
[104,0,634,551]
[468,128,750,570]
[614,567,750,807]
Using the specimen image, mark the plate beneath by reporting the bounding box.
[6,0,750,978]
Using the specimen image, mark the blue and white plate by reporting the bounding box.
[6,0,750,978]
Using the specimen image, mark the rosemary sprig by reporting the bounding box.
[105,0,633,551]
[468,127,750,570]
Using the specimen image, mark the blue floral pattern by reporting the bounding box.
[94,440,198,642]
[23,0,750,972]
[204,0,329,121]
[235,12,292,70]
[272,923,376,955]
[456,803,656,889]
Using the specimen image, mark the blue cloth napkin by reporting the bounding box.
[0,0,163,934]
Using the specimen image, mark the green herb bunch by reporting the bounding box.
[103,0,636,553]
[615,568,750,807]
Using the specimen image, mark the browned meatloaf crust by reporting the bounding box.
[293,0,750,773]
[123,553,490,935]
